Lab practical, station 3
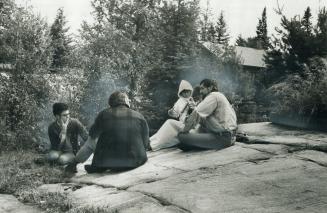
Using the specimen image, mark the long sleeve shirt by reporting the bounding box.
[48,118,88,154]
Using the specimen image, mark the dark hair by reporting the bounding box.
[108,91,129,107]
[52,102,69,116]
[192,85,202,102]
[200,79,218,92]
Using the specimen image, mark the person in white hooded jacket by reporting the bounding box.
[150,80,197,150]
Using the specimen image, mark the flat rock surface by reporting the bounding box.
[130,157,327,213]
[37,122,327,212]
[0,194,42,213]
[238,122,327,148]
[294,150,327,166]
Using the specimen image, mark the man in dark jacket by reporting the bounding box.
[66,91,150,173]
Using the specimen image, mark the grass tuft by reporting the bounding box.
[0,150,72,212]
[0,151,65,194]
[19,189,72,213]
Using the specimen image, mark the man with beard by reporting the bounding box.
[177,79,237,150]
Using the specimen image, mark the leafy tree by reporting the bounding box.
[215,11,229,44]
[145,0,199,83]
[76,0,201,130]
[0,0,16,63]
[77,0,165,126]
[82,0,163,89]
[49,8,71,68]
[0,0,52,150]
[144,0,200,126]
[0,0,51,73]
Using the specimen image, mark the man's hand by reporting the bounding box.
[60,117,69,132]
[182,110,200,133]
[59,118,70,148]
[188,98,196,109]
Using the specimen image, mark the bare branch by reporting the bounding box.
[273,0,285,15]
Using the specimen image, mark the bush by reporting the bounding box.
[266,57,327,118]
[0,68,88,151]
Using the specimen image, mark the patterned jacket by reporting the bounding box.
[89,105,149,169]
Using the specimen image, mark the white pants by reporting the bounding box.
[150,119,184,151]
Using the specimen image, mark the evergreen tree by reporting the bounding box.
[255,7,269,49]
[49,8,71,68]
[235,34,247,46]
[0,0,51,72]
[301,7,313,35]
[215,11,229,44]
[199,0,210,41]
[264,6,327,84]
[315,7,327,56]
[207,23,216,42]
[235,34,261,49]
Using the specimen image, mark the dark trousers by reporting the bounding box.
[177,131,234,151]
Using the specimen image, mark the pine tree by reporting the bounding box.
[301,7,313,35]
[49,8,71,68]
[315,7,327,56]
[200,0,210,41]
[207,23,216,42]
[215,11,229,45]
[256,7,269,49]
[235,34,247,46]
[264,6,327,84]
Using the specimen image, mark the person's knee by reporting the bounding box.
[177,142,194,151]
[58,153,75,165]
[178,133,189,143]
[47,151,60,162]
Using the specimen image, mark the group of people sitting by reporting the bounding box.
[47,78,237,173]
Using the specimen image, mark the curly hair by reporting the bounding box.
[200,79,218,92]
[108,91,130,107]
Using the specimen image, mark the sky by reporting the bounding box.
[16,0,326,41]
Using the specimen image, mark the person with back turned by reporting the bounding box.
[66,91,150,173]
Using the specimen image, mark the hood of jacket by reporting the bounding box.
[178,80,193,98]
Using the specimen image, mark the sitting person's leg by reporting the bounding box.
[177,131,233,151]
[47,150,61,162]
[150,119,184,150]
[75,138,96,163]
[58,152,75,165]
[65,138,97,173]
